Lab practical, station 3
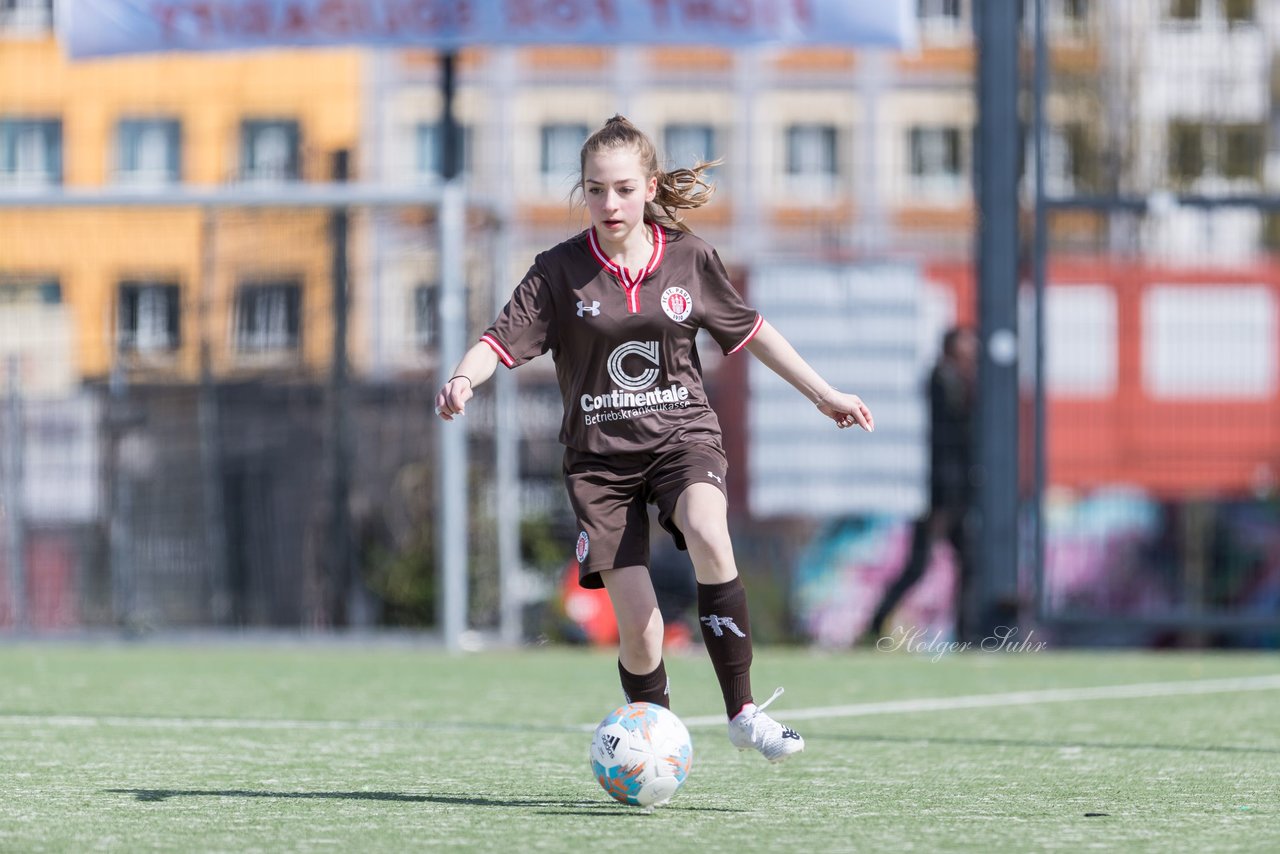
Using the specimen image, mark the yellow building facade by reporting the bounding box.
[0,35,359,383]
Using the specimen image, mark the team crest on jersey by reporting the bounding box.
[576,531,590,563]
[660,287,692,322]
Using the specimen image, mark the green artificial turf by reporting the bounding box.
[0,643,1276,852]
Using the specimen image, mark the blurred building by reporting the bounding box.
[364,37,984,380]
[0,7,363,628]
[0,13,360,384]
[4,1,1278,393]
[1033,0,1280,498]
[0,0,1083,388]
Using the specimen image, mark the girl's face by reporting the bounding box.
[582,146,657,244]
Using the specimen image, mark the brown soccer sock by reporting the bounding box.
[618,659,670,708]
[697,577,754,718]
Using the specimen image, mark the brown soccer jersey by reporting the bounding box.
[481,223,761,455]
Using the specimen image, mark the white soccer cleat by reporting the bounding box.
[727,686,805,763]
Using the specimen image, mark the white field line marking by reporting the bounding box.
[674,673,1280,729]
[1,675,1277,734]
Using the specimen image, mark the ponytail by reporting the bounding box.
[650,159,721,232]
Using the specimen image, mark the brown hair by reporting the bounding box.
[576,114,721,233]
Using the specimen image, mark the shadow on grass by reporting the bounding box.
[823,733,1280,756]
[108,789,596,807]
[106,789,743,813]
[534,808,738,816]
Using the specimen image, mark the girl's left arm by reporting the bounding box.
[744,319,875,432]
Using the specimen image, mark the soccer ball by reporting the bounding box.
[589,702,693,807]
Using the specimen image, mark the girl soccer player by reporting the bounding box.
[436,115,874,763]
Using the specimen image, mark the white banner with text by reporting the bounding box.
[60,0,917,59]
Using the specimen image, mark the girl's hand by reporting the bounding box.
[435,376,473,421]
[817,389,874,432]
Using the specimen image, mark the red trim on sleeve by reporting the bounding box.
[480,334,516,368]
[726,314,764,355]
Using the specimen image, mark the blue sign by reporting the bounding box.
[60,0,917,59]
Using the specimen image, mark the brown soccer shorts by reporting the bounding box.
[563,441,730,589]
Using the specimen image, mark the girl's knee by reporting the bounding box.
[618,609,664,654]
[681,516,733,560]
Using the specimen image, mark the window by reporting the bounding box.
[1168,121,1204,185]
[1060,0,1088,19]
[415,122,471,181]
[118,281,181,354]
[540,123,588,186]
[115,119,181,185]
[1060,123,1096,191]
[240,120,300,182]
[909,125,965,198]
[1037,122,1095,195]
[1144,285,1275,398]
[1264,212,1280,253]
[664,123,716,169]
[0,0,53,33]
[1224,0,1254,25]
[1046,285,1115,397]
[1221,124,1263,181]
[785,124,838,178]
[413,284,438,350]
[234,281,301,354]
[0,275,59,304]
[1039,0,1090,40]
[1163,0,1253,26]
[1167,121,1264,187]
[0,118,60,186]
[917,0,965,40]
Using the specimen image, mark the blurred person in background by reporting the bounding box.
[863,326,977,644]
[436,115,874,764]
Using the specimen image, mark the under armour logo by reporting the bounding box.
[706,471,723,484]
[781,727,801,741]
[701,615,746,638]
[577,300,601,317]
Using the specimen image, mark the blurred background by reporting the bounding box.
[0,0,1277,649]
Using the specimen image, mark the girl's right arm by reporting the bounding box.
[435,341,501,421]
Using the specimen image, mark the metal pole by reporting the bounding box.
[363,50,389,378]
[441,52,461,184]
[494,284,520,647]
[197,207,232,624]
[3,357,26,632]
[1031,0,1049,623]
[0,183,455,209]
[855,49,889,254]
[494,48,522,648]
[437,50,469,651]
[973,0,1022,640]
[328,149,355,627]
[107,364,134,628]
[437,179,468,651]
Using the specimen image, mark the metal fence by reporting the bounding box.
[1029,0,1280,645]
[0,190,534,637]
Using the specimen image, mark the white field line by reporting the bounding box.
[1,674,1277,734]
[675,673,1280,729]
